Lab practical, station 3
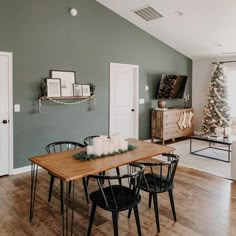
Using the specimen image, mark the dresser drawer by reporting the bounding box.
[163,128,180,138]
[164,120,178,129]
[163,111,179,121]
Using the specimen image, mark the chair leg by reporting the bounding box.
[99,172,105,184]
[149,193,152,208]
[116,167,121,186]
[60,180,64,215]
[153,193,160,233]
[82,177,90,204]
[112,212,119,236]
[133,205,142,236]
[48,175,54,202]
[168,189,177,221]
[87,203,97,236]
[128,207,132,219]
[68,181,72,195]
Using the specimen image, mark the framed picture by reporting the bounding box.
[46,78,61,97]
[50,70,76,97]
[82,84,91,96]
[73,84,83,96]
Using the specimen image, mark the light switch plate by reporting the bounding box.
[14,104,20,112]
[145,85,149,91]
[139,98,145,104]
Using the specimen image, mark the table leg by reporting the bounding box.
[29,162,38,222]
[190,138,192,153]
[62,181,75,236]
[228,145,231,163]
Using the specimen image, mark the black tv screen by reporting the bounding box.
[157,74,187,99]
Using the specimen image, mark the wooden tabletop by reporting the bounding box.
[29,139,175,181]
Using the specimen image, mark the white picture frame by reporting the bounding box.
[73,84,83,96]
[82,84,91,97]
[46,78,61,97]
[50,70,76,97]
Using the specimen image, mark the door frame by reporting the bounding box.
[0,51,13,175]
[109,62,139,138]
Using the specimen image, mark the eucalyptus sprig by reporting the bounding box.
[73,144,137,161]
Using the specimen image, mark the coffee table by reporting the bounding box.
[190,135,236,163]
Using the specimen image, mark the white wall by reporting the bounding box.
[192,57,236,133]
[192,59,212,132]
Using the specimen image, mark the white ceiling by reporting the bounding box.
[97,0,236,60]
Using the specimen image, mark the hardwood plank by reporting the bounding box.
[0,166,236,235]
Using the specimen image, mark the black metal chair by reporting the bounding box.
[128,153,179,233]
[45,141,89,214]
[83,135,100,146]
[87,162,145,236]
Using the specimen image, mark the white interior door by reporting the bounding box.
[0,52,13,176]
[110,63,139,138]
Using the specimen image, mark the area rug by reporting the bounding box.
[154,139,231,179]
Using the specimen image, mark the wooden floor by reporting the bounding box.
[0,166,236,236]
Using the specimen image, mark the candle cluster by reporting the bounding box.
[87,133,128,156]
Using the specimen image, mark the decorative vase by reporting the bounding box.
[214,126,224,136]
[224,126,232,138]
[158,100,166,108]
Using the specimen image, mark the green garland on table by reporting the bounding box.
[73,144,137,161]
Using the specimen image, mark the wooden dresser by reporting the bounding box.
[151,108,194,145]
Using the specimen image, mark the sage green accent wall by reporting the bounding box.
[0,0,192,168]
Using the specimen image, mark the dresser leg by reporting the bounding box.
[162,140,165,145]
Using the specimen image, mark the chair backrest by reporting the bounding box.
[89,163,145,210]
[83,135,99,146]
[138,153,179,193]
[45,141,84,154]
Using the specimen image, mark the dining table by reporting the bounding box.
[29,138,175,236]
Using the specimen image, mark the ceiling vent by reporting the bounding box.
[133,5,164,22]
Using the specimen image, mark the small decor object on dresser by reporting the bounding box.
[46,78,61,97]
[158,99,166,108]
[50,70,76,97]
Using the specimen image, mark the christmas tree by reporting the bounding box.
[202,63,231,134]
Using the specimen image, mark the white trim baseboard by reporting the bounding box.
[12,165,41,175]
[12,165,31,175]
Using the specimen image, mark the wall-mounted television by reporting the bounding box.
[156,74,188,99]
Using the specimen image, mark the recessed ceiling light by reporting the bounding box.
[174,11,183,16]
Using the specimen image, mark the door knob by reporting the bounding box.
[131,109,135,112]
[2,120,8,124]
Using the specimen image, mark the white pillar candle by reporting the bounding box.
[123,141,128,151]
[102,141,109,155]
[100,135,108,141]
[108,143,114,154]
[119,137,125,150]
[93,137,102,156]
[87,145,93,155]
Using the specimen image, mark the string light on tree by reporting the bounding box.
[202,63,231,134]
